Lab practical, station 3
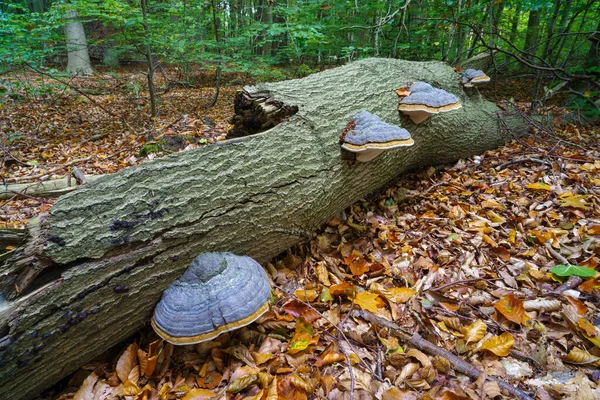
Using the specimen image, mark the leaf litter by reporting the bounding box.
[2,72,600,399]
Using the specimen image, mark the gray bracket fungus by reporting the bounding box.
[398,81,462,124]
[340,110,414,162]
[461,69,491,87]
[151,252,271,345]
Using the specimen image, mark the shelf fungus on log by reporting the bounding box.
[461,69,491,87]
[151,252,271,345]
[340,110,414,162]
[398,81,462,124]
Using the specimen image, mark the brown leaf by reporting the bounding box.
[116,343,138,383]
[73,372,98,400]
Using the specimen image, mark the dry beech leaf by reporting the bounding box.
[432,356,451,373]
[380,286,417,304]
[382,387,415,400]
[252,352,276,366]
[565,296,588,315]
[157,382,172,400]
[73,372,98,400]
[523,298,561,311]
[578,318,599,337]
[244,389,264,400]
[121,381,141,396]
[116,343,138,384]
[290,374,312,392]
[266,375,279,400]
[437,390,470,400]
[462,320,487,344]
[480,332,514,356]
[398,362,420,382]
[329,282,355,296]
[437,315,463,332]
[482,380,502,398]
[314,352,345,367]
[563,348,600,366]
[127,365,140,386]
[137,349,147,377]
[354,291,383,312]
[181,388,216,400]
[196,371,222,389]
[494,294,530,325]
[227,373,258,393]
[294,289,318,302]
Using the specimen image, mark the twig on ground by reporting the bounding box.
[430,277,503,292]
[495,157,555,170]
[343,352,355,400]
[544,241,569,264]
[355,309,535,400]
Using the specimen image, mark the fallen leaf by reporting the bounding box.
[480,332,514,356]
[354,291,383,312]
[494,295,530,325]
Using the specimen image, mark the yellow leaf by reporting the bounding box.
[578,318,599,337]
[372,283,416,304]
[182,389,216,400]
[288,332,318,354]
[487,210,506,224]
[563,348,600,366]
[354,291,383,312]
[526,182,552,191]
[559,194,593,210]
[480,332,514,356]
[461,320,487,344]
[294,289,318,302]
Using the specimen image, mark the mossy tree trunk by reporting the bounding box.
[0,58,523,400]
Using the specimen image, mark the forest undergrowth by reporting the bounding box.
[1,70,600,399]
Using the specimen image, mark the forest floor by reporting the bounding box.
[1,67,600,400]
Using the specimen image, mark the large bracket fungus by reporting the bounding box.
[340,110,414,162]
[461,69,491,87]
[398,81,462,124]
[151,252,271,345]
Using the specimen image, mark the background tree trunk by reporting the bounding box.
[64,8,93,76]
[0,58,525,400]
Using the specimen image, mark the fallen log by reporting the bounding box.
[0,58,525,399]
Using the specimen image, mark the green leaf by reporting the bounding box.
[550,264,597,278]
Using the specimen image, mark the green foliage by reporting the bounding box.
[550,264,597,278]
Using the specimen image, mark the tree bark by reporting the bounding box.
[0,58,525,400]
[64,8,93,76]
[523,9,541,62]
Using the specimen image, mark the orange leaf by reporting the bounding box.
[354,291,383,312]
[480,332,514,356]
[329,282,355,296]
[565,296,588,315]
[494,295,530,325]
[344,250,370,275]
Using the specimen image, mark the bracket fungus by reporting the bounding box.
[340,110,414,162]
[151,252,271,345]
[461,69,491,87]
[398,81,462,124]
